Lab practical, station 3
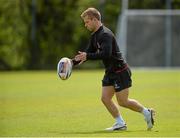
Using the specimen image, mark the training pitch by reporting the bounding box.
[0,69,180,137]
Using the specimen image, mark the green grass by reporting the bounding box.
[0,69,180,137]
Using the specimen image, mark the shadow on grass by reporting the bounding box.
[58,129,155,135]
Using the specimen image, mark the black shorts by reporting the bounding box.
[102,68,132,92]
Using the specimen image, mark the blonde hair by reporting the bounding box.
[81,7,101,21]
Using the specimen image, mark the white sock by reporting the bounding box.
[142,107,150,117]
[115,115,125,125]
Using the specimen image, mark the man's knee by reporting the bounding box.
[116,88,129,107]
[118,100,129,108]
[101,96,111,104]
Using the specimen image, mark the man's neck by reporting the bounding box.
[93,22,102,33]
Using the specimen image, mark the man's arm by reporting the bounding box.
[74,33,112,64]
[73,37,95,65]
[86,33,112,60]
[85,36,95,53]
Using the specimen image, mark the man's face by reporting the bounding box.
[83,16,96,32]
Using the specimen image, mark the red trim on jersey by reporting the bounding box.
[114,64,128,73]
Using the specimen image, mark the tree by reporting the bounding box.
[0,0,30,70]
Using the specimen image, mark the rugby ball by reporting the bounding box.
[57,57,72,80]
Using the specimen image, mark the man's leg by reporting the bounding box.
[115,88,143,112]
[101,86,119,118]
[101,86,126,131]
[115,88,155,130]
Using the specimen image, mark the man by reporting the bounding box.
[73,7,155,131]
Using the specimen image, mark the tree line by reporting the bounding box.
[0,0,179,70]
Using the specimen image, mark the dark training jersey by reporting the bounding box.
[73,25,127,73]
[86,25,127,73]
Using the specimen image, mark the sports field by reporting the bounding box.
[0,69,180,137]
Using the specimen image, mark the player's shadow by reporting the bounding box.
[60,129,151,135]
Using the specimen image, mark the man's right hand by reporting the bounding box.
[75,51,87,65]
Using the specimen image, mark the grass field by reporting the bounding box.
[0,69,180,137]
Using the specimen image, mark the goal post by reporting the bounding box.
[116,0,180,67]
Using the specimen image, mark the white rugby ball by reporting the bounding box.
[57,57,72,80]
